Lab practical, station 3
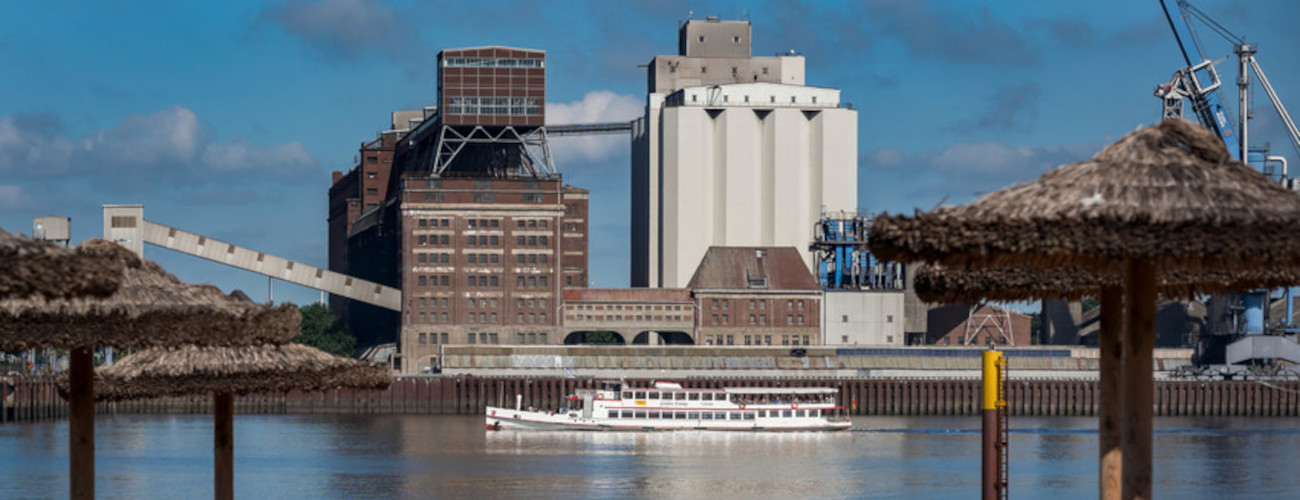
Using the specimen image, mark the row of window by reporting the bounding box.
[447,97,542,116]
[708,314,806,326]
[417,331,549,345]
[569,314,686,322]
[442,57,544,68]
[709,299,807,310]
[571,304,686,312]
[416,234,550,247]
[607,409,820,420]
[703,335,812,346]
[414,252,550,265]
[413,274,550,289]
[412,297,551,311]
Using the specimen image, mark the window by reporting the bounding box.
[440,276,448,286]
[468,254,477,264]
[490,254,499,264]
[887,335,894,344]
[517,236,525,245]
[540,236,548,246]
[749,314,756,324]
[424,192,444,202]
[474,192,493,202]
[418,253,427,263]
[418,235,427,245]
[440,254,449,264]
[490,276,499,287]
[698,35,704,42]
[490,236,499,246]
[418,276,427,287]
[787,314,793,325]
[842,315,849,323]
[419,333,426,344]
[366,171,378,179]
[842,335,849,343]
[517,277,525,287]
[440,235,449,245]
[887,315,894,323]
[523,193,542,203]
[797,315,804,325]
[722,314,729,324]
[797,300,805,310]
[366,156,377,163]
[732,36,740,43]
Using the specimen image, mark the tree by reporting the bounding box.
[296,304,356,357]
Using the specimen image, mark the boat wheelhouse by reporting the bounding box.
[486,381,851,431]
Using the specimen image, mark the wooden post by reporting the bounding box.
[1122,261,1155,500]
[215,392,234,500]
[1099,286,1123,500]
[70,347,94,500]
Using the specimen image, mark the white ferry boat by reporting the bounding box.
[485,381,852,431]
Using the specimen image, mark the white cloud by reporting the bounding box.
[262,0,419,61]
[546,91,641,164]
[0,107,319,192]
[201,139,314,173]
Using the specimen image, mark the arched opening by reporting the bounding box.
[631,331,696,345]
[563,331,627,345]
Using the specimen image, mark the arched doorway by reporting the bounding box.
[563,331,627,345]
[631,331,696,345]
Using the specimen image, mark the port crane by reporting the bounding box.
[1155,0,1300,374]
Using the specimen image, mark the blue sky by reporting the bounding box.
[2,0,1298,306]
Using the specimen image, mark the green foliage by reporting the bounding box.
[296,303,356,357]
[581,331,624,345]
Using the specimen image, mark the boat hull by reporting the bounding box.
[486,406,852,432]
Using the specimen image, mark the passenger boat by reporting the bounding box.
[485,381,852,431]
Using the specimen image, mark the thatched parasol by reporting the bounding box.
[0,231,124,299]
[871,119,1300,274]
[76,343,392,401]
[869,119,1300,500]
[60,343,392,500]
[913,264,1300,304]
[0,240,299,351]
[0,239,300,500]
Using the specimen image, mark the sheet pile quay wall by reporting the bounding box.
[6,376,1300,422]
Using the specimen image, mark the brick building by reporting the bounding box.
[688,247,822,346]
[396,175,588,372]
[560,288,696,344]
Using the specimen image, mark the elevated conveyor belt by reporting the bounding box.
[141,221,402,311]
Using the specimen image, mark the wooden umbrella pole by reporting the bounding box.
[1122,261,1156,500]
[214,392,234,500]
[70,347,94,500]
[1099,286,1123,500]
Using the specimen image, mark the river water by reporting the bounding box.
[1,414,1295,499]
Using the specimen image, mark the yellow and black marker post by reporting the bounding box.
[982,349,1008,500]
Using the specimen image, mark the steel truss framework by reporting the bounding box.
[964,303,1017,346]
[427,125,556,179]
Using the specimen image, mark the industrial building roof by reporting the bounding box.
[686,247,819,292]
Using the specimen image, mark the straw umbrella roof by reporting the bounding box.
[0,240,299,351]
[913,263,1300,304]
[869,119,1300,273]
[0,231,124,299]
[60,344,392,401]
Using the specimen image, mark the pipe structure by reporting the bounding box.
[982,350,1006,500]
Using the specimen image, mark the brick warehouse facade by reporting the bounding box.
[438,47,545,128]
[397,176,588,372]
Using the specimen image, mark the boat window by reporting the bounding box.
[623,392,632,399]
[758,410,767,418]
[675,392,687,401]
[796,410,806,417]
[813,410,820,417]
[648,392,659,400]
[675,412,686,419]
[729,412,741,420]
[648,411,660,419]
[688,412,699,419]
[782,410,792,418]
[635,391,646,399]
[688,393,700,401]
[635,411,646,418]
[743,412,755,420]
[702,412,713,420]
